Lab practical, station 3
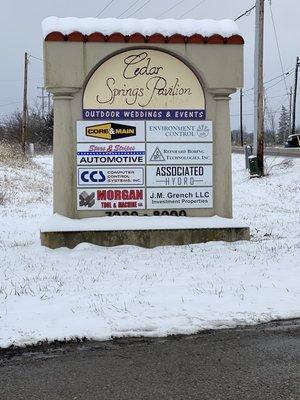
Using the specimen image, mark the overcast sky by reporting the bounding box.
[0,0,299,131]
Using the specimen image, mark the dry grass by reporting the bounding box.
[0,141,37,169]
[0,141,51,206]
[264,156,295,176]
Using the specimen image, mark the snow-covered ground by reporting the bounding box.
[0,153,299,348]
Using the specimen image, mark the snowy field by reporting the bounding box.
[0,153,299,348]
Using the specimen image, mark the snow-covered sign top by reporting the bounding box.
[42,17,244,44]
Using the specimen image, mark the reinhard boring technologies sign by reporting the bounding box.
[77,49,213,216]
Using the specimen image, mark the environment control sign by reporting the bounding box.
[146,121,213,142]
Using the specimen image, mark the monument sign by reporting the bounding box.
[41,17,250,248]
[77,48,212,216]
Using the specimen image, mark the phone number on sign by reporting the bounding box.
[105,210,187,216]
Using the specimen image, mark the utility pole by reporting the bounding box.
[253,0,265,176]
[240,89,244,147]
[37,86,47,118]
[21,52,29,155]
[291,56,300,135]
[38,87,51,117]
[289,86,293,136]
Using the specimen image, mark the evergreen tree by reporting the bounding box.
[277,105,289,144]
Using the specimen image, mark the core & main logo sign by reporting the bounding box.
[77,120,145,142]
[85,122,136,140]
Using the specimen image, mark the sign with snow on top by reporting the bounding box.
[76,45,215,215]
[42,14,245,235]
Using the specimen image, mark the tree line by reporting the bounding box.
[0,106,53,149]
[232,105,298,146]
[0,103,297,149]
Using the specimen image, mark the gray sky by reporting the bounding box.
[0,0,299,131]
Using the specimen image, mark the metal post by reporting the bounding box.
[289,86,293,137]
[240,89,244,147]
[21,52,28,155]
[253,0,265,176]
[292,56,299,135]
[37,86,46,117]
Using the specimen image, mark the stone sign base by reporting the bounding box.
[40,214,250,249]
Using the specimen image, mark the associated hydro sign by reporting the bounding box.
[77,48,212,216]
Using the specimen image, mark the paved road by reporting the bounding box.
[232,146,300,158]
[0,319,299,400]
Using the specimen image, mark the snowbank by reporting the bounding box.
[41,214,247,233]
[42,17,241,39]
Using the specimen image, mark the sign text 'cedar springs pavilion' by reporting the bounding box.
[40,17,250,248]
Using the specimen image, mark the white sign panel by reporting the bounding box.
[146,121,213,142]
[146,143,213,165]
[147,165,212,187]
[147,187,213,209]
[77,143,145,165]
[77,188,145,210]
[77,167,144,187]
[77,120,145,143]
[76,117,214,212]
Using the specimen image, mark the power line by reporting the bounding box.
[231,112,256,117]
[264,93,275,132]
[234,4,256,21]
[264,74,293,92]
[268,1,289,99]
[243,69,294,94]
[29,54,43,62]
[118,0,141,18]
[243,91,255,100]
[158,0,186,18]
[96,0,115,17]
[232,91,290,102]
[0,101,21,108]
[264,70,293,85]
[231,110,282,117]
[273,94,289,114]
[266,93,293,100]
[127,0,151,17]
[0,78,43,86]
[178,0,207,18]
